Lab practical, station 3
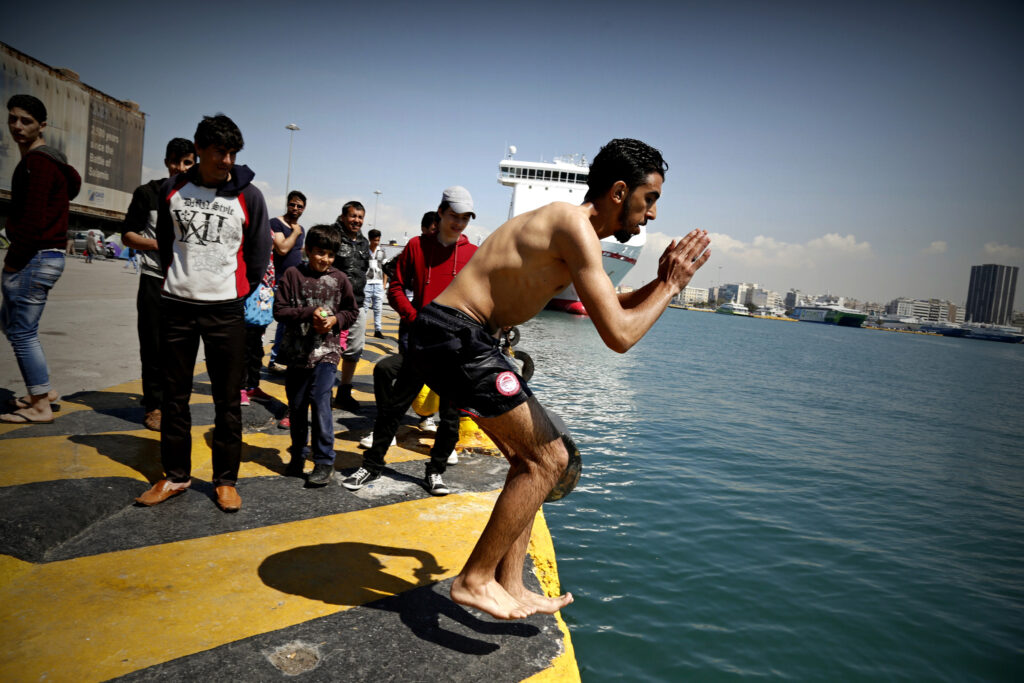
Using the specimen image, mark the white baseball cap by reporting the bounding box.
[441,185,475,218]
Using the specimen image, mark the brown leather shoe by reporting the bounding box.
[215,485,242,512]
[135,478,190,506]
[143,409,161,432]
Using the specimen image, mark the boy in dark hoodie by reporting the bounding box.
[1,94,82,425]
[135,114,271,513]
[343,186,477,496]
[273,225,359,486]
[121,138,196,432]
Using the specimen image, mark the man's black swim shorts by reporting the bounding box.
[408,303,533,419]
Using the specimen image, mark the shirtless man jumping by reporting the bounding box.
[407,138,711,619]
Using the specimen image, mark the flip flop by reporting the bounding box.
[8,393,61,411]
[0,409,55,424]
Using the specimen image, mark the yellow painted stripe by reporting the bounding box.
[0,428,432,487]
[0,491,501,683]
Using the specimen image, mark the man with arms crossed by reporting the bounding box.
[408,139,711,619]
[267,190,307,375]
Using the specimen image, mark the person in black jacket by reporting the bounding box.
[121,138,195,432]
[330,201,371,413]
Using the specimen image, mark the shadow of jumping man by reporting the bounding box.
[259,542,538,655]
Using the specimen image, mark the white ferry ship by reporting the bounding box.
[498,147,645,315]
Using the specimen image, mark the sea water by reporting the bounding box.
[518,310,1023,681]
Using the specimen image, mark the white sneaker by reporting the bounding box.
[419,416,438,433]
[447,450,459,465]
[359,434,396,449]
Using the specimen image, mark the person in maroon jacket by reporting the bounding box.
[343,186,478,495]
[1,95,81,424]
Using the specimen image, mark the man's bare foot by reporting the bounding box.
[0,405,54,423]
[451,574,537,620]
[509,587,574,614]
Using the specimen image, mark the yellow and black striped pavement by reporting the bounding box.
[0,313,578,682]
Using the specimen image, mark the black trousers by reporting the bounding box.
[363,353,459,476]
[159,298,246,486]
[244,325,268,390]
[136,275,164,411]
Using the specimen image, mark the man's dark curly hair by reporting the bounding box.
[194,114,244,151]
[585,138,668,202]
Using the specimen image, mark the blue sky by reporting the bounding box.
[4,0,1022,305]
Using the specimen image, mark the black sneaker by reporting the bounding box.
[307,463,334,486]
[374,330,385,339]
[284,459,305,477]
[342,467,380,490]
[425,472,449,496]
[334,393,361,413]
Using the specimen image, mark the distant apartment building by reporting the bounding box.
[965,264,1018,325]
[749,288,783,310]
[886,297,965,323]
[859,302,886,317]
[677,286,709,305]
[719,282,759,305]
[784,289,800,310]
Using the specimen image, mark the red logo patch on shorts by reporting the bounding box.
[495,371,520,397]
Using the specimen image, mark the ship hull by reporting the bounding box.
[793,307,867,327]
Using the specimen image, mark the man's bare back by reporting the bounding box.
[434,202,591,331]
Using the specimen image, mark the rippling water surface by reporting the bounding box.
[517,310,1023,681]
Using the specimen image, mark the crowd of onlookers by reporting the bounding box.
[3,94,476,512]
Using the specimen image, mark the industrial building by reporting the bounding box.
[1,41,145,235]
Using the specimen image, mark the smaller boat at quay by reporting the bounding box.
[792,301,867,327]
[716,301,750,316]
[919,321,969,337]
[963,324,1024,343]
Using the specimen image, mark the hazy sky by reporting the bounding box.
[4,0,1021,305]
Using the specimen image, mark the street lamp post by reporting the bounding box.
[285,123,300,194]
[373,189,383,230]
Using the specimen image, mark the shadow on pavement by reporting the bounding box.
[69,432,163,482]
[258,542,538,654]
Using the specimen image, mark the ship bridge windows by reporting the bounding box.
[499,165,589,185]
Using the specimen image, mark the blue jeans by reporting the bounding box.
[1,251,65,395]
[364,281,384,332]
[269,316,285,364]
[286,362,337,464]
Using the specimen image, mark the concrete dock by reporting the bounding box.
[0,255,578,681]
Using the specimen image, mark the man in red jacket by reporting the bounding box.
[1,95,82,424]
[343,186,478,495]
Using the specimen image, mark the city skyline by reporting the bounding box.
[677,260,1021,310]
[2,1,1021,305]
